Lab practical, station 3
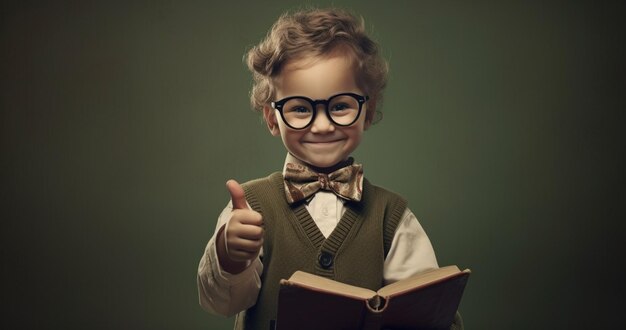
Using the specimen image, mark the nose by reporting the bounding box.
[310,105,335,133]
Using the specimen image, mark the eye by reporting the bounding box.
[331,103,350,112]
[290,106,312,114]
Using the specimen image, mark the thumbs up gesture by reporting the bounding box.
[217,180,264,270]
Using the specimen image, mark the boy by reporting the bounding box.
[197,8,463,330]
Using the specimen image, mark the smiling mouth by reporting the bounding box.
[304,139,343,145]
[303,140,345,149]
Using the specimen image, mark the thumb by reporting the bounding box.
[226,179,249,210]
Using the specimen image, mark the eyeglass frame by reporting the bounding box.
[270,92,369,130]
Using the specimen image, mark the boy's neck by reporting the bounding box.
[283,153,354,174]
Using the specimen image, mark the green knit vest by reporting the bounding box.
[234,172,407,330]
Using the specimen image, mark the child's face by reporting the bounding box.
[263,52,371,169]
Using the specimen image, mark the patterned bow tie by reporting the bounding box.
[283,162,364,204]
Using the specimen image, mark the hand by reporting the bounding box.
[222,179,264,263]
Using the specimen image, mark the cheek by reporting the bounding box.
[347,122,366,140]
[351,132,364,146]
[279,126,302,145]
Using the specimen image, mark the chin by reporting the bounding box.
[305,157,347,170]
[309,161,337,169]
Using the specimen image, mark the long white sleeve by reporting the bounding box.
[383,208,439,284]
[197,201,264,317]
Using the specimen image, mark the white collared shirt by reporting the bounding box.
[197,155,439,316]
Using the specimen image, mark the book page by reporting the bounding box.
[286,271,376,300]
[377,265,466,297]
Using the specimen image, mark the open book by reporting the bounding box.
[276,265,470,330]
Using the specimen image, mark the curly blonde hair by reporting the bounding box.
[245,8,388,123]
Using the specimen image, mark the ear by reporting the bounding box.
[363,102,375,130]
[263,105,281,136]
[364,113,373,130]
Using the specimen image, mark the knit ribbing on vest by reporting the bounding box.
[234,172,407,330]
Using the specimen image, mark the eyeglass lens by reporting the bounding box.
[281,94,361,129]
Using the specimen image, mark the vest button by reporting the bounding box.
[318,252,333,269]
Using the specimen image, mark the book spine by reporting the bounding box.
[361,309,383,330]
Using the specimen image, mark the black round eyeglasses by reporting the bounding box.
[271,92,369,130]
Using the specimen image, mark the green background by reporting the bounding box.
[2,1,623,329]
